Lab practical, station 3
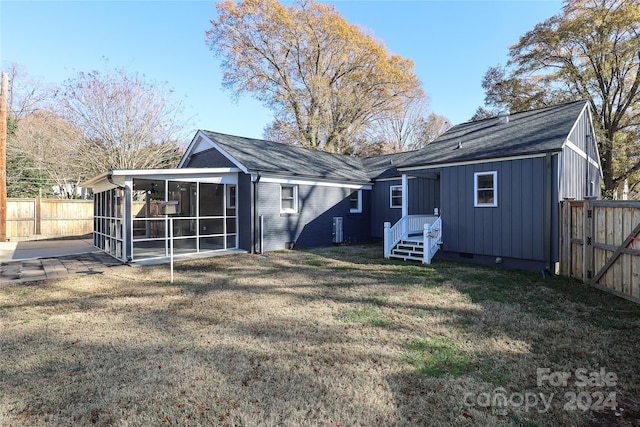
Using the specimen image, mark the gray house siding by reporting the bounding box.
[185,147,237,169]
[439,158,547,264]
[237,173,253,252]
[551,154,560,263]
[372,179,402,239]
[560,106,602,200]
[257,182,371,251]
[371,177,440,238]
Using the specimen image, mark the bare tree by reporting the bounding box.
[5,63,54,120]
[362,98,430,154]
[411,113,451,150]
[57,68,187,176]
[3,64,59,196]
[11,109,85,198]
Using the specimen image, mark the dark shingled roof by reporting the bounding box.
[188,101,587,181]
[198,130,369,182]
[360,151,416,179]
[398,100,588,169]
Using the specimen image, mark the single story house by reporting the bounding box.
[83,100,601,273]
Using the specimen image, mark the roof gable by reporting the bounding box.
[183,130,370,183]
[177,100,591,182]
[398,100,589,169]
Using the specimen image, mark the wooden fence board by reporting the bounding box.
[562,200,640,304]
[622,208,632,294]
[5,198,94,240]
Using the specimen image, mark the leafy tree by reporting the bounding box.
[476,0,640,193]
[57,68,187,176]
[207,0,424,154]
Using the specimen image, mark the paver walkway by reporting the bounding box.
[0,252,124,285]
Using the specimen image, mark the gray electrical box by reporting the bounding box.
[332,216,343,244]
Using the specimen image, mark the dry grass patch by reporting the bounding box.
[1,244,639,426]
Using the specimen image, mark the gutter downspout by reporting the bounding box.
[543,153,553,277]
[251,173,261,254]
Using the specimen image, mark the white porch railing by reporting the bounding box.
[384,214,439,258]
[422,216,442,264]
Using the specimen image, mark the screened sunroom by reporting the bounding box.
[83,168,242,263]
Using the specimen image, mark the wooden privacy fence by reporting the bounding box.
[5,198,94,240]
[561,198,640,303]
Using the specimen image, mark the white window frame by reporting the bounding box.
[349,190,362,213]
[226,184,236,209]
[390,185,402,209]
[280,184,299,213]
[474,171,498,207]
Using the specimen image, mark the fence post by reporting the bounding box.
[34,197,41,236]
[583,197,595,284]
[561,200,571,276]
[383,222,391,258]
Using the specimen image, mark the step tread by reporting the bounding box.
[389,254,424,262]
[392,248,423,254]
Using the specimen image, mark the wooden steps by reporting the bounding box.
[389,239,424,262]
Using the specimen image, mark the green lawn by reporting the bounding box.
[1,244,639,426]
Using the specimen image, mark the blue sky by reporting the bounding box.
[1,0,562,140]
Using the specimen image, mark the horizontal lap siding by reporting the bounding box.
[258,182,371,251]
[441,158,545,261]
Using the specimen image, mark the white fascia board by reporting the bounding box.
[83,168,241,190]
[373,176,418,182]
[399,153,549,171]
[565,103,603,178]
[81,171,125,191]
[109,167,240,177]
[586,106,604,179]
[259,174,372,190]
[566,101,590,141]
[179,131,249,173]
[81,171,110,189]
[564,139,600,169]
[177,131,204,168]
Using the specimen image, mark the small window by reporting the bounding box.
[226,185,236,209]
[349,190,362,213]
[474,171,498,207]
[280,184,298,213]
[390,185,402,208]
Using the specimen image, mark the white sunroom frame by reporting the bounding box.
[83,168,241,263]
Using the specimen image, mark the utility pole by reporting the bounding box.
[0,72,8,242]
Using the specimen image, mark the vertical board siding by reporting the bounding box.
[237,173,253,251]
[371,179,402,238]
[6,198,93,239]
[563,107,602,199]
[561,200,640,303]
[440,158,545,261]
[257,182,371,251]
[370,177,439,238]
[551,155,561,262]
